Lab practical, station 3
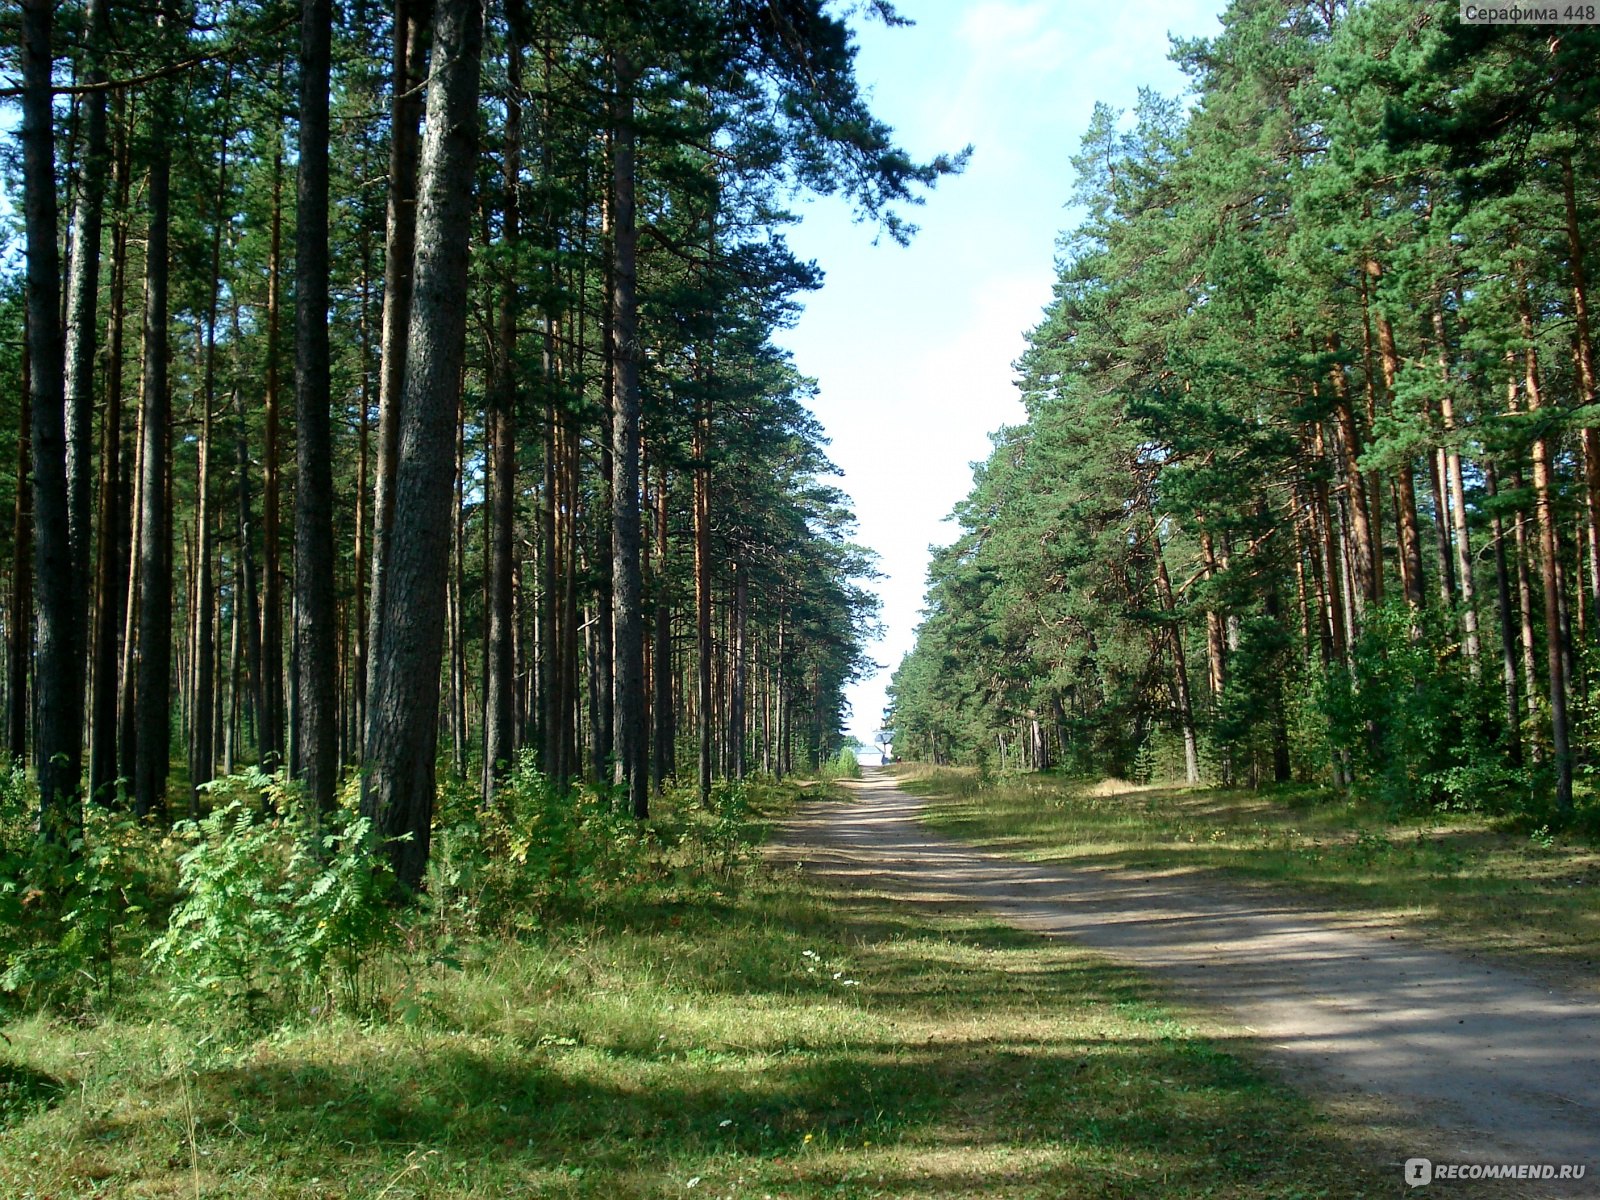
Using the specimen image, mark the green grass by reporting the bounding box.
[906,766,1600,986]
[0,819,1405,1197]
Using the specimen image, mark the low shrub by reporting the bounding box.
[820,747,862,781]
[430,751,660,934]
[1,774,169,1013]
[148,772,396,1022]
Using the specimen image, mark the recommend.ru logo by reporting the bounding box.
[1404,1156,1589,1187]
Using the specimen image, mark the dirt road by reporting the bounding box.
[775,770,1600,1196]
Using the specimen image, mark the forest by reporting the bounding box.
[0,0,957,888]
[5,1,1600,1195]
[888,0,1600,822]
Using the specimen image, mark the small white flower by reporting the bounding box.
[719,1118,733,1127]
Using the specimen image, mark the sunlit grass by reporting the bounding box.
[1,854,1400,1197]
[904,766,1600,986]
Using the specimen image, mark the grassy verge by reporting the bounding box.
[904,766,1600,988]
[0,786,1406,1198]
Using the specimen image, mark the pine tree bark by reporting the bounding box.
[118,378,141,787]
[233,365,265,764]
[610,50,647,818]
[1371,307,1427,611]
[1427,446,1455,605]
[1434,305,1481,669]
[1485,461,1521,764]
[367,0,428,729]
[1326,338,1378,614]
[261,142,286,772]
[694,409,713,804]
[561,416,580,779]
[63,0,111,658]
[731,560,747,780]
[1511,470,1540,751]
[1199,526,1227,702]
[652,464,674,790]
[88,97,131,803]
[592,177,615,783]
[483,40,520,800]
[190,73,231,808]
[134,35,175,821]
[353,242,372,760]
[23,0,87,839]
[1518,293,1572,811]
[361,0,483,890]
[293,0,339,813]
[1150,514,1199,785]
[1309,422,1348,663]
[539,387,559,777]
[7,336,32,763]
[1562,155,1600,623]
[449,395,467,778]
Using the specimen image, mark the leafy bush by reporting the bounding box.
[429,752,660,933]
[686,778,763,875]
[1312,602,1530,815]
[149,772,395,1021]
[0,773,169,1013]
[432,754,795,934]
[0,758,31,849]
[820,747,862,781]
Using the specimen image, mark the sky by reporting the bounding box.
[776,0,1226,763]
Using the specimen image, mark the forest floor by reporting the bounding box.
[775,770,1600,1198]
[3,777,1418,1199]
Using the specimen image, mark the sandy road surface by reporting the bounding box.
[773,770,1600,1196]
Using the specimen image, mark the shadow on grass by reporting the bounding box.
[0,1058,64,1129]
[49,882,1388,1198]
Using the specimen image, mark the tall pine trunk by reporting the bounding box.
[260,143,286,772]
[1519,306,1572,811]
[652,464,673,790]
[610,51,647,818]
[63,0,111,671]
[23,0,87,839]
[135,34,175,821]
[1371,303,1426,611]
[1326,338,1377,615]
[366,0,427,741]
[483,41,521,800]
[1562,155,1600,624]
[7,334,32,763]
[693,409,713,803]
[89,96,131,803]
[730,560,747,780]
[293,0,339,813]
[1434,306,1480,669]
[1485,460,1521,763]
[1150,514,1199,785]
[362,0,483,890]
[189,72,232,809]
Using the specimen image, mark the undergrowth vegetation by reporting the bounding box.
[819,746,862,782]
[0,764,1406,1198]
[0,756,774,1032]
